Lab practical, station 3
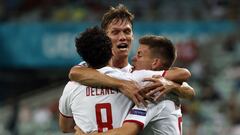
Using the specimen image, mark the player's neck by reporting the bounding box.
[111,56,128,69]
[107,59,113,67]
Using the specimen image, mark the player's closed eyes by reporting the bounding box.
[123,29,131,35]
[111,30,119,35]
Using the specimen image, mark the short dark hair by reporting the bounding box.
[75,26,112,68]
[101,4,134,30]
[139,35,176,69]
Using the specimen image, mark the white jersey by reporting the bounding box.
[73,62,183,134]
[127,70,182,135]
[59,64,166,133]
[59,66,135,133]
[119,63,133,73]
[124,69,183,135]
[124,96,182,135]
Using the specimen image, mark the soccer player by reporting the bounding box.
[58,27,192,133]
[68,5,193,134]
[74,35,194,135]
[69,4,141,105]
[69,4,192,107]
[59,26,133,133]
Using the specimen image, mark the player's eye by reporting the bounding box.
[124,29,131,35]
[137,52,142,58]
[111,30,119,35]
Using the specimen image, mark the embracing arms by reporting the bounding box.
[74,122,140,135]
[69,66,194,104]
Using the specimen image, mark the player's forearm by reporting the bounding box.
[177,82,195,99]
[59,114,75,133]
[165,80,195,99]
[88,123,140,135]
[164,67,191,83]
[69,66,123,89]
[69,66,142,105]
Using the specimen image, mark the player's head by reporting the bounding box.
[101,4,134,64]
[75,26,112,69]
[132,35,176,71]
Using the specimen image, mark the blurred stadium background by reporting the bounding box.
[0,0,239,135]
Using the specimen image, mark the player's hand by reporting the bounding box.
[74,126,98,135]
[119,80,147,107]
[139,79,163,102]
[142,77,177,102]
[74,126,86,135]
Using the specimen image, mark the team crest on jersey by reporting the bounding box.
[129,109,146,116]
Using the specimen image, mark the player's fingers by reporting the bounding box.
[146,86,164,97]
[74,126,85,135]
[143,78,164,87]
[74,125,80,131]
[135,93,148,107]
[145,88,159,97]
[152,75,162,78]
[154,91,167,102]
[132,95,141,107]
[143,77,159,83]
[138,90,148,100]
[141,83,163,94]
[138,90,153,106]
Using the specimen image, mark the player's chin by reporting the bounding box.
[117,51,129,56]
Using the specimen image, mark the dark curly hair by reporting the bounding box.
[75,26,112,68]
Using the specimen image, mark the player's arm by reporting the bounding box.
[142,77,195,101]
[74,123,140,135]
[138,67,192,100]
[69,66,144,106]
[159,67,194,99]
[163,67,191,83]
[69,66,122,88]
[59,113,75,133]
[172,82,195,99]
[58,88,75,133]
[143,77,195,100]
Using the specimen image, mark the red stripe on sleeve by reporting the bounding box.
[162,70,167,77]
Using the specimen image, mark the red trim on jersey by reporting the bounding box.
[162,70,167,77]
[178,116,183,135]
[59,112,73,118]
[123,120,144,129]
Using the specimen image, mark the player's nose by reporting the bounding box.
[119,32,126,41]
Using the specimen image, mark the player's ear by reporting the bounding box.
[152,58,162,70]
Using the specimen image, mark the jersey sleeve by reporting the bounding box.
[123,106,147,129]
[59,84,73,118]
[123,103,166,129]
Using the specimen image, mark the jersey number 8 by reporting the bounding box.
[95,103,113,132]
